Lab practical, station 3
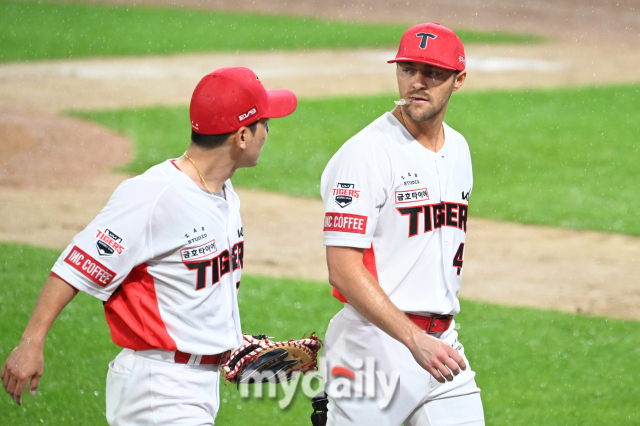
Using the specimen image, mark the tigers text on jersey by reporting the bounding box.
[52,160,244,355]
[321,112,473,315]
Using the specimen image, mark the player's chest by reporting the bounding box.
[389,148,471,205]
[383,149,471,237]
[150,199,245,290]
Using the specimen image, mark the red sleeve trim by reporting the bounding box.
[50,272,79,294]
[170,160,182,171]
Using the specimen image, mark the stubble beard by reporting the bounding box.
[402,91,451,122]
[401,80,456,123]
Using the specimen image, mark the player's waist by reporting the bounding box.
[134,348,231,366]
[341,303,454,336]
[405,312,453,334]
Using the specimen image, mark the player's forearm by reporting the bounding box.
[20,276,77,347]
[326,246,422,350]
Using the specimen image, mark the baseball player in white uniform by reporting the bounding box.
[320,23,484,425]
[1,67,297,425]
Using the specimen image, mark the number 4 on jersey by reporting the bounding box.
[452,243,465,276]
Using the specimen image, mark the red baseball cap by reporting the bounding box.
[388,23,466,71]
[190,67,297,135]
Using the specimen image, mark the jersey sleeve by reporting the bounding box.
[321,139,388,249]
[51,177,167,302]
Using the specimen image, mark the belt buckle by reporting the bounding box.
[218,350,230,368]
[428,315,450,334]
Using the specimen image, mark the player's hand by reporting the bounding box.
[407,330,466,383]
[1,340,44,406]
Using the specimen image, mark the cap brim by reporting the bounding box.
[387,57,458,71]
[263,89,298,118]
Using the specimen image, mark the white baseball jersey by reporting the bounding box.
[321,112,473,315]
[52,160,244,355]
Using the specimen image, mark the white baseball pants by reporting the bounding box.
[106,349,220,425]
[323,304,485,426]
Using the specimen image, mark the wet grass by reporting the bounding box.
[0,0,539,63]
[1,242,638,425]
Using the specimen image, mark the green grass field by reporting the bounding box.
[1,242,638,425]
[73,84,640,235]
[0,0,539,63]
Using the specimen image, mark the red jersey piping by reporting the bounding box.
[332,245,378,303]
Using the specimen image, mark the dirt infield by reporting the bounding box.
[235,190,640,321]
[1,0,639,320]
[2,43,640,114]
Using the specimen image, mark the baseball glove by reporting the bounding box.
[221,333,322,387]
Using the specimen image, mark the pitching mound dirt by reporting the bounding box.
[0,102,131,245]
[0,102,131,188]
[2,43,639,114]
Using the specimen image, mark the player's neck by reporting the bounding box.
[175,146,235,193]
[393,106,446,153]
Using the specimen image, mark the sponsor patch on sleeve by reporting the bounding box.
[324,213,367,234]
[95,228,126,257]
[180,239,217,262]
[332,183,361,208]
[64,246,116,287]
[395,188,429,204]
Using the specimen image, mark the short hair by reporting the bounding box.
[191,120,259,149]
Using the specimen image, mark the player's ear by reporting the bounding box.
[235,127,248,150]
[452,70,467,92]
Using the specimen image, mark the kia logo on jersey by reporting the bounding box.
[333,183,360,208]
[95,228,126,257]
